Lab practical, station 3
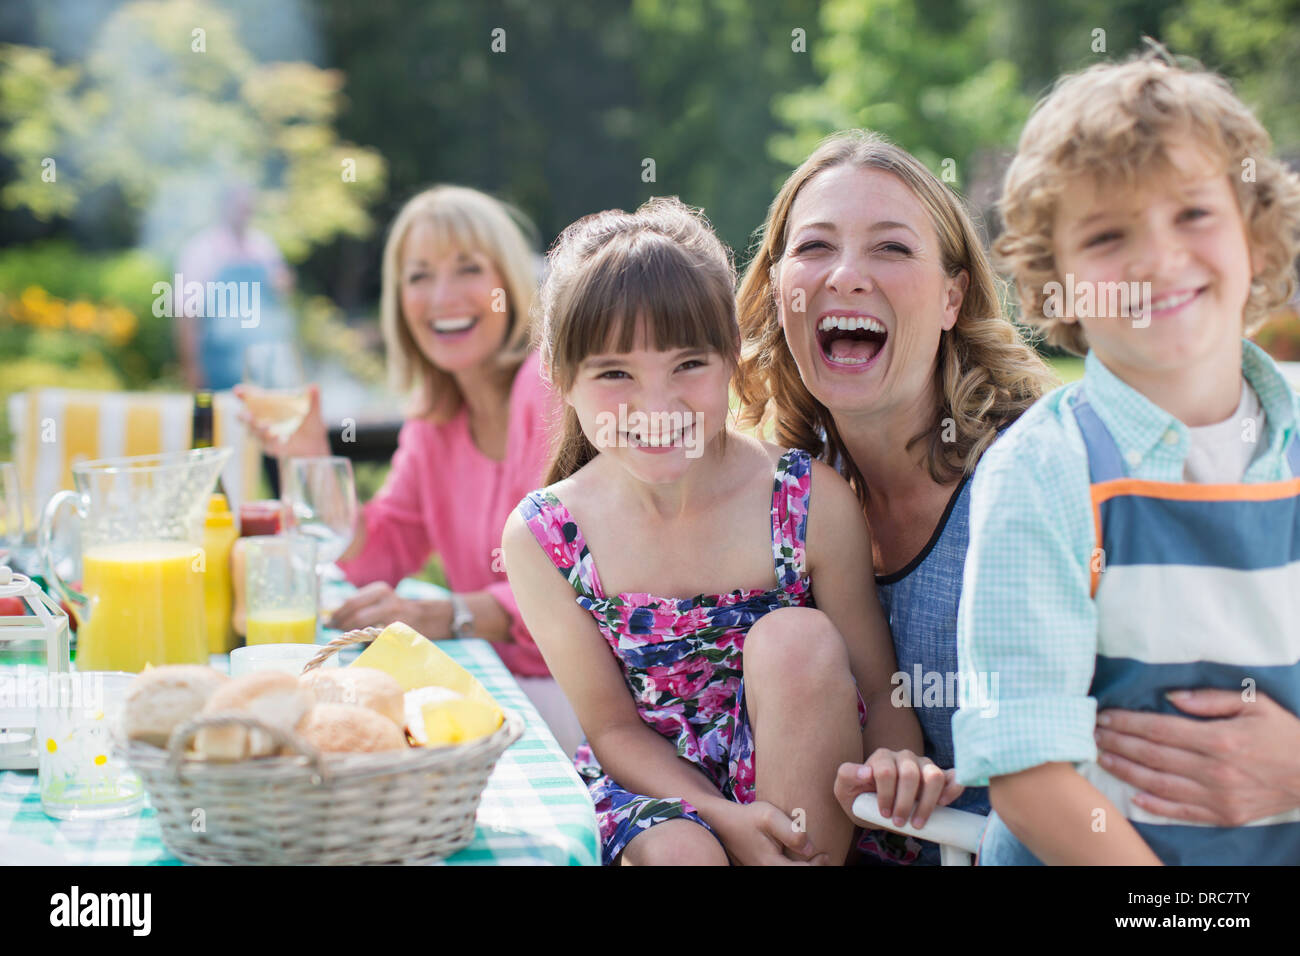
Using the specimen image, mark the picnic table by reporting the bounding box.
[0,579,601,866]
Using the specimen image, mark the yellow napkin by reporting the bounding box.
[350,622,504,745]
[420,698,505,746]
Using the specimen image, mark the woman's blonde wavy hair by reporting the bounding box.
[737,130,1055,501]
[995,49,1300,354]
[380,185,540,420]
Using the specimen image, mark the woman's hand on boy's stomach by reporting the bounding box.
[1096,688,1300,826]
[835,749,964,830]
[712,801,830,866]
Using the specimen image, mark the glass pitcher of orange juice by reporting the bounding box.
[38,448,231,673]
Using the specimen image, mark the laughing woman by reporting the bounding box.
[737,130,1056,864]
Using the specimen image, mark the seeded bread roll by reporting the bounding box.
[124,666,229,747]
[297,703,408,753]
[196,671,315,760]
[299,668,404,729]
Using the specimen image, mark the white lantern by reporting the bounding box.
[0,566,72,770]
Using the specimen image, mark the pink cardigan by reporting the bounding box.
[337,352,558,677]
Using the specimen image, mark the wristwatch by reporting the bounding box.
[448,593,475,639]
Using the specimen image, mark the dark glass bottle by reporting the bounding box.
[192,390,227,496]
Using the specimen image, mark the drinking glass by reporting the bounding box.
[0,462,23,567]
[244,534,319,645]
[241,343,310,443]
[282,456,357,581]
[38,671,144,820]
[230,643,339,677]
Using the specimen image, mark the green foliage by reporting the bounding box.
[1165,0,1300,148]
[626,0,822,256]
[773,0,1034,189]
[0,240,183,457]
[317,0,821,260]
[0,241,174,389]
[0,0,387,263]
[769,0,1299,213]
[297,292,386,386]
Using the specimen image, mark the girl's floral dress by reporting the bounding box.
[517,449,868,865]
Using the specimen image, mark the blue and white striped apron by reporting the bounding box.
[979,387,1300,864]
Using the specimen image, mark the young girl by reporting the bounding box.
[502,197,960,866]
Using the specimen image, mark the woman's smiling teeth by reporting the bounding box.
[817,315,886,333]
[815,314,888,367]
[432,316,477,334]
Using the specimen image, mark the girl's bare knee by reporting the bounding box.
[744,607,850,689]
[618,820,728,866]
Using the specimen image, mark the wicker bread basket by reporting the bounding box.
[122,627,524,865]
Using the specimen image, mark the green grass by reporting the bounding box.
[1049,355,1085,383]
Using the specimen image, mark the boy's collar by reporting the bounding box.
[1080,339,1297,471]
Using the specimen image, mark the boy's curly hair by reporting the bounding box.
[995,47,1300,355]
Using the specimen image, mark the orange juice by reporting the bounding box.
[245,609,318,645]
[77,541,206,672]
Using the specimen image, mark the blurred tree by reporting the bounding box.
[766,0,1300,225]
[771,0,1032,194]
[306,0,644,309]
[315,1,636,250]
[0,0,386,263]
[994,0,1182,95]
[310,0,821,304]
[623,0,821,257]
[1165,0,1300,149]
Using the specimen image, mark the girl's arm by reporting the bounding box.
[806,459,968,827]
[804,459,922,756]
[991,763,1162,865]
[502,509,810,860]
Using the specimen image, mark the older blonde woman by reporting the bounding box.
[737,130,1056,863]
[243,185,580,752]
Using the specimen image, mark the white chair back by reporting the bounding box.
[851,793,989,866]
[6,389,262,527]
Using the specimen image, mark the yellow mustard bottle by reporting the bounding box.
[202,494,239,654]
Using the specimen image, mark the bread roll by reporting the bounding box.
[297,703,408,753]
[196,671,315,760]
[124,666,229,747]
[299,667,404,729]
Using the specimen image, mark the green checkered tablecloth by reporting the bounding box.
[0,636,600,866]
